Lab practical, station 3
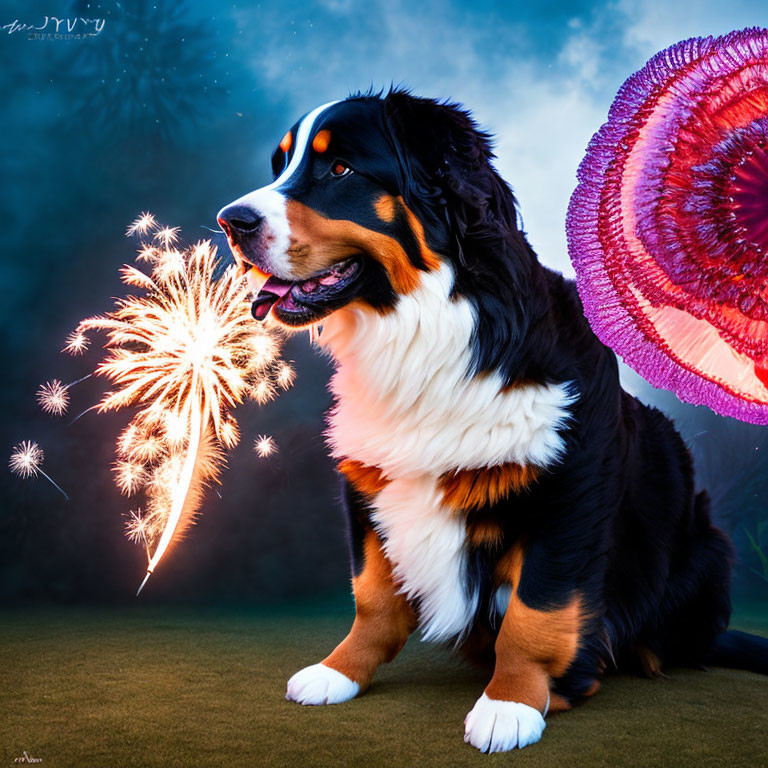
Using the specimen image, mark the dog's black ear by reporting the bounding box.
[383,90,550,382]
[382,89,522,265]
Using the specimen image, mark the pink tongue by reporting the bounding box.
[259,276,294,298]
[251,275,296,322]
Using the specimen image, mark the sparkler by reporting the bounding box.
[63,331,90,355]
[125,212,156,236]
[63,214,290,594]
[9,440,44,479]
[276,363,295,390]
[9,441,70,500]
[153,225,180,248]
[125,509,150,548]
[37,380,70,416]
[36,374,93,417]
[254,435,277,458]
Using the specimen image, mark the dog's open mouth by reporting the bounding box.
[250,257,361,323]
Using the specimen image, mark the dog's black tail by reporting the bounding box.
[707,630,768,675]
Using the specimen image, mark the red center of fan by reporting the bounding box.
[731,142,768,252]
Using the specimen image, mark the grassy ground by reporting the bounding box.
[2,601,767,768]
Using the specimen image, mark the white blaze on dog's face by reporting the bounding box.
[219,101,338,282]
[217,97,445,328]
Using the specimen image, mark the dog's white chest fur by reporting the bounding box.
[319,265,574,641]
[370,473,476,641]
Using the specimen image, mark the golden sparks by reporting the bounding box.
[250,379,276,405]
[9,440,69,500]
[277,363,295,390]
[37,379,70,416]
[63,331,90,355]
[125,509,151,547]
[126,212,157,236]
[253,435,277,458]
[72,217,292,594]
[9,440,44,479]
[114,460,147,496]
[153,225,181,248]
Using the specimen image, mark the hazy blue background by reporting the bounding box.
[1,0,767,605]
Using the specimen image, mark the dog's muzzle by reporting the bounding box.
[217,203,266,259]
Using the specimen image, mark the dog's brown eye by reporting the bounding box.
[330,161,352,178]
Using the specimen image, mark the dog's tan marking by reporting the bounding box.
[501,377,541,393]
[322,530,417,689]
[284,199,439,294]
[486,545,584,713]
[338,459,389,496]
[375,196,442,270]
[439,463,540,512]
[583,679,601,697]
[636,645,665,678]
[399,198,442,272]
[547,692,572,712]
[466,519,504,548]
[312,129,331,154]
[374,194,397,223]
[546,678,600,713]
[279,130,293,153]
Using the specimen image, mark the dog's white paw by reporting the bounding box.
[286,663,360,706]
[463,693,546,753]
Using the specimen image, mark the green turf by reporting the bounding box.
[2,601,767,768]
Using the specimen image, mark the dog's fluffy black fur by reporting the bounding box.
[346,90,740,701]
[220,89,766,721]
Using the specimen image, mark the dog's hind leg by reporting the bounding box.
[286,530,416,705]
[464,544,585,752]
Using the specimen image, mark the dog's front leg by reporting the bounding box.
[464,545,583,752]
[286,529,416,705]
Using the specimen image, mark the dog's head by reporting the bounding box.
[218,90,539,347]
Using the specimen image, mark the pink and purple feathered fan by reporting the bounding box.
[567,28,768,424]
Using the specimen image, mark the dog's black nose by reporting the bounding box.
[217,204,265,241]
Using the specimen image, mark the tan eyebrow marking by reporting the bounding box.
[279,131,293,153]
[312,129,332,153]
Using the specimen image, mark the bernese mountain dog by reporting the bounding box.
[217,90,763,753]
